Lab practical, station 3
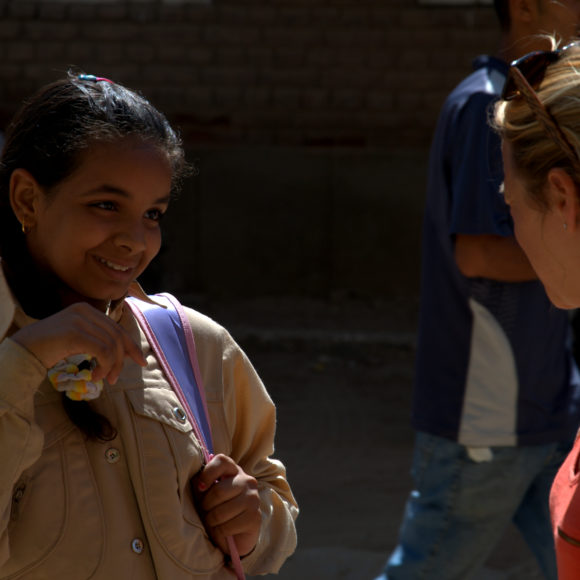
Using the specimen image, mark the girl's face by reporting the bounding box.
[502,140,579,309]
[24,139,172,308]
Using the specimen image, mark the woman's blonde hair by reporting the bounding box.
[494,40,580,211]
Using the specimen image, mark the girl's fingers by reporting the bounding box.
[202,486,261,529]
[12,302,146,381]
[199,473,259,514]
[87,318,146,383]
[203,491,262,557]
[218,514,262,555]
[91,332,126,384]
[195,455,260,523]
[191,459,262,557]
[119,325,147,367]
[196,454,239,493]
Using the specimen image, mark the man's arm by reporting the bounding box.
[454,233,538,282]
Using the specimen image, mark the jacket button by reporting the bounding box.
[131,538,145,554]
[105,448,121,464]
[172,406,187,423]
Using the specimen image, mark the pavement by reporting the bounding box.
[187,294,545,580]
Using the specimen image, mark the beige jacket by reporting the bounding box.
[0,274,298,579]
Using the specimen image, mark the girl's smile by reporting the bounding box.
[13,138,173,309]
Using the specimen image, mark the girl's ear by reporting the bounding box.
[9,168,43,231]
[546,167,580,232]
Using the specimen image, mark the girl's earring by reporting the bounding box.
[21,222,28,234]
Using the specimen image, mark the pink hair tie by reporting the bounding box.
[78,74,113,84]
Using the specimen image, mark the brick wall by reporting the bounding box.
[0,1,498,149]
[0,1,500,299]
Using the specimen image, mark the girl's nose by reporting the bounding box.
[113,224,147,253]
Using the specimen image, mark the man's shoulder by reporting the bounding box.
[445,55,508,111]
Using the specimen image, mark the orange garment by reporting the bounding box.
[551,433,580,579]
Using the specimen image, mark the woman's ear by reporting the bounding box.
[546,167,580,232]
[510,0,537,26]
[10,168,42,231]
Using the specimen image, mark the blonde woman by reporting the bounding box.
[495,39,580,580]
[376,2,580,578]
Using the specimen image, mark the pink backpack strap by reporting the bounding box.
[125,293,245,579]
[125,293,213,460]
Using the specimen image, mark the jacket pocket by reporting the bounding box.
[3,422,104,579]
[126,387,225,575]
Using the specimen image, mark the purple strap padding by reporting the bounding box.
[125,294,213,456]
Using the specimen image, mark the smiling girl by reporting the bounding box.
[0,74,297,579]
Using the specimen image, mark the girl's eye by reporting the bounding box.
[145,208,165,222]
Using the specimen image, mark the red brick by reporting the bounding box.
[331,89,365,110]
[201,67,257,87]
[244,87,272,107]
[7,42,35,62]
[67,4,98,20]
[156,23,202,44]
[8,3,36,18]
[126,44,156,64]
[272,88,302,107]
[300,88,329,108]
[185,87,213,108]
[24,21,78,40]
[38,3,67,20]
[215,47,247,67]
[246,46,273,66]
[204,25,261,45]
[79,22,141,40]
[63,42,96,64]
[98,4,129,20]
[186,47,214,65]
[0,21,22,39]
[213,86,243,108]
[97,43,127,64]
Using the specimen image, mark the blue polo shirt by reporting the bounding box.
[412,55,580,446]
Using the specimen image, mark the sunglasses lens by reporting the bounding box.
[517,53,553,86]
[501,75,518,100]
[503,51,560,100]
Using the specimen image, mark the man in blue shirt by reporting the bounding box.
[375,1,580,579]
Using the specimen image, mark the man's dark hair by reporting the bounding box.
[494,0,510,31]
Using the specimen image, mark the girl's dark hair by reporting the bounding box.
[0,72,188,441]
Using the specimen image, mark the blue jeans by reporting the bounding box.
[375,432,572,580]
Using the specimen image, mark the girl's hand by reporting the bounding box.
[193,454,262,558]
[11,302,146,384]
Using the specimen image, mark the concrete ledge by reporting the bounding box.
[248,546,543,580]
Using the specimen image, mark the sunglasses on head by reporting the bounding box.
[501,41,580,169]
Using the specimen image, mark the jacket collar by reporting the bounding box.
[0,260,17,339]
[0,259,162,337]
[108,281,165,321]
